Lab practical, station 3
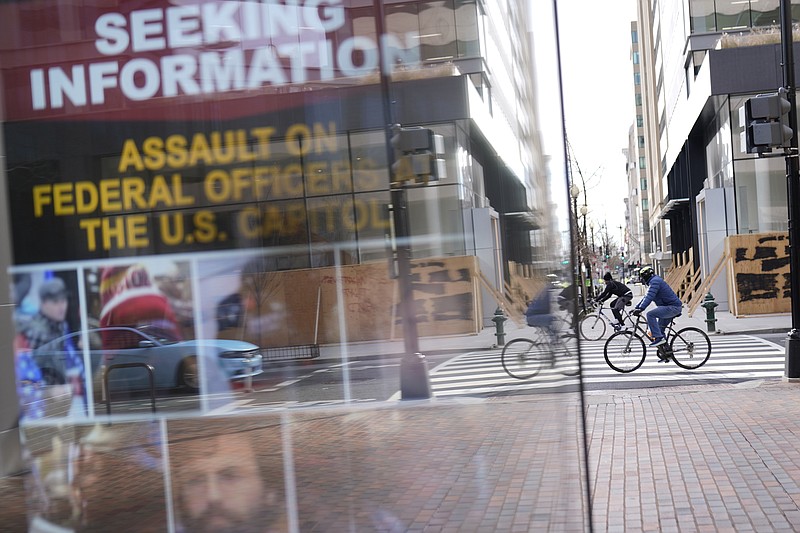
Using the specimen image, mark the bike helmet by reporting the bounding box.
[639,265,655,284]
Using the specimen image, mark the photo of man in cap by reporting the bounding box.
[21,277,70,350]
[16,273,86,417]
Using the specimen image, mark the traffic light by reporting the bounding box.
[741,88,794,154]
[390,125,446,186]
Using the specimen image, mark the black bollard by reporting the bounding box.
[400,352,432,400]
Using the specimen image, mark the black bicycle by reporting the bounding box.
[578,300,634,341]
[603,311,711,373]
[501,317,580,379]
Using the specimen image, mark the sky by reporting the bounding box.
[530,0,638,246]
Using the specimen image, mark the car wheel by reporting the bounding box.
[40,368,65,386]
[178,356,199,392]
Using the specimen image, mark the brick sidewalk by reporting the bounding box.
[586,380,800,532]
[3,380,800,531]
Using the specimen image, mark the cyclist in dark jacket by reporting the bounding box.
[631,265,683,353]
[594,272,633,331]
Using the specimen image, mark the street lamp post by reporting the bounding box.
[619,224,625,281]
[581,205,592,298]
[589,220,596,284]
[569,184,585,309]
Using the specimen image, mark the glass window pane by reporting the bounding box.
[303,133,353,197]
[239,201,311,261]
[455,0,480,57]
[752,0,780,27]
[307,195,357,266]
[2,2,590,530]
[420,0,458,61]
[354,191,392,262]
[387,3,421,51]
[690,0,717,32]
[717,0,752,30]
[734,157,788,233]
[351,130,390,193]
[407,184,466,257]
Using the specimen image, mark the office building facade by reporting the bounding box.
[634,0,800,309]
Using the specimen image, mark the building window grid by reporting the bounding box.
[689,0,800,34]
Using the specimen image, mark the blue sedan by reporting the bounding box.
[32,326,263,393]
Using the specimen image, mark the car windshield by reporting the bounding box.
[134,325,181,345]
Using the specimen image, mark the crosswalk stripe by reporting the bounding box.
[428,334,786,395]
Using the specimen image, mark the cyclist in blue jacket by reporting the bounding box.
[631,265,683,356]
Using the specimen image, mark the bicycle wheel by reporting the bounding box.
[604,331,647,373]
[669,327,711,369]
[556,335,580,376]
[501,339,544,379]
[578,314,607,341]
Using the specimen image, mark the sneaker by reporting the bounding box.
[649,337,666,347]
[610,322,621,331]
[657,355,671,363]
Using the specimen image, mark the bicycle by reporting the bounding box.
[603,311,711,373]
[501,314,580,379]
[578,300,634,341]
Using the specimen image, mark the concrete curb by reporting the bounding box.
[262,346,496,369]
[713,328,790,336]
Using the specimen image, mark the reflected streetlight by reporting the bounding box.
[569,184,584,309]
[580,205,592,297]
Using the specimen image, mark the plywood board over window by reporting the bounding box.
[217,255,482,347]
[725,232,791,316]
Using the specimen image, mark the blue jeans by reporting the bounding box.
[646,305,682,339]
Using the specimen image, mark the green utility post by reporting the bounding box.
[701,293,718,333]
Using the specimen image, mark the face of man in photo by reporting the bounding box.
[178,434,281,533]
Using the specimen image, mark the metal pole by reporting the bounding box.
[573,195,586,310]
[619,224,625,281]
[553,1,594,529]
[780,0,800,378]
[373,0,429,399]
[374,0,419,355]
[583,212,592,298]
